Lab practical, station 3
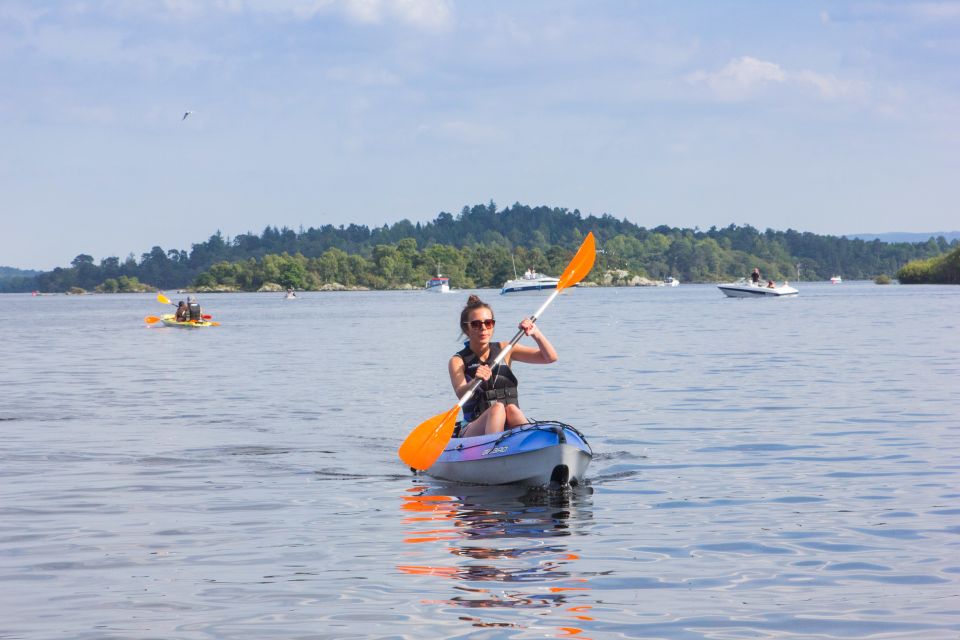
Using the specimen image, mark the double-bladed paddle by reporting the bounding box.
[398,232,596,471]
[147,291,218,325]
[155,292,213,320]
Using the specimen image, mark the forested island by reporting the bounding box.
[897,245,960,284]
[2,203,956,293]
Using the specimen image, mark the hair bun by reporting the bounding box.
[467,294,484,306]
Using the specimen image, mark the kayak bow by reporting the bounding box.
[421,421,592,487]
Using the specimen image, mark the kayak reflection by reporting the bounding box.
[398,482,599,637]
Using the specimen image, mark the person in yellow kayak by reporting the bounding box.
[448,294,558,438]
[185,295,204,322]
[174,300,189,321]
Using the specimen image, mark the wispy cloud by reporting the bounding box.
[344,0,453,30]
[794,69,867,100]
[687,55,867,102]
[419,119,506,145]
[686,56,786,101]
[99,0,453,29]
[871,1,960,22]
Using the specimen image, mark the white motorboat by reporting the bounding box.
[718,278,798,298]
[500,270,561,295]
[425,274,450,293]
[830,275,842,284]
[663,276,679,287]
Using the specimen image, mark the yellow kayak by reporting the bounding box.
[159,313,216,328]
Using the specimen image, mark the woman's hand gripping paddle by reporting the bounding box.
[398,232,596,471]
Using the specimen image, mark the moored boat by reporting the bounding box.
[159,313,216,328]
[663,276,679,287]
[425,274,450,293]
[717,279,798,298]
[500,270,562,295]
[424,421,592,487]
[830,275,842,284]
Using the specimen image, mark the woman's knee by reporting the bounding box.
[505,404,528,425]
[483,403,507,434]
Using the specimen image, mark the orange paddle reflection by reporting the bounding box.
[397,484,597,639]
[401,492,459,542]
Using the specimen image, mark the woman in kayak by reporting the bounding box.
[449,294,558,437]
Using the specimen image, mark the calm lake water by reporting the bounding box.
[1,282,958,639]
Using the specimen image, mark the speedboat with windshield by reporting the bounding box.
[500,269,562,295]
[717,278,798,298]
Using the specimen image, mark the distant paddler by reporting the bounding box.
[185,295,204,322]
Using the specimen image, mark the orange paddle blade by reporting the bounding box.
[398,406,460,471]
[157,292,172,305]
[144,316,160,324]
[557,232,596,290]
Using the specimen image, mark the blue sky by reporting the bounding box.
[2,1,958,270]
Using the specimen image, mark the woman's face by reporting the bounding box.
[466,307,496,343]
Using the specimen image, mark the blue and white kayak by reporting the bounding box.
[425,421,592,487]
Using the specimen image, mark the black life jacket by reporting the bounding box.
[187,302,203,321]
[455,342,520,422]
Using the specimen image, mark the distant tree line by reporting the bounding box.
[2,202,955,293]
[0,266,40,282]
[897,245,960,284]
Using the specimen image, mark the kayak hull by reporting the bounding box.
[159,313,215,328]
[425,421,592,487]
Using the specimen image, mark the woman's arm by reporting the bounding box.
[508,320,558,365]
[448,356,469,398]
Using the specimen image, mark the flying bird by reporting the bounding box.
[182,110,194,121]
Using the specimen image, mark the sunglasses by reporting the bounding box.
[467,318,496,330]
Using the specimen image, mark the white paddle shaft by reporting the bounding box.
[456,288,561,409]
